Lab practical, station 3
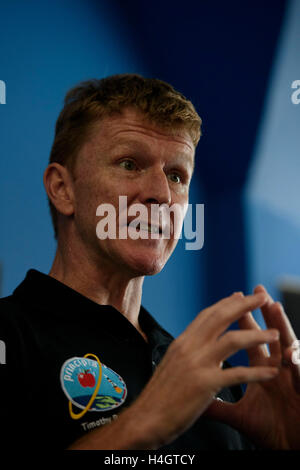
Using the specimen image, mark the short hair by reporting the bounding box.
[48,73,202,238]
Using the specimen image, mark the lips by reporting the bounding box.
[118,208,174,238]
[127,221,162,235]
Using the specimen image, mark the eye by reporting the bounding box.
[168,172,182,184]
[119,159,137,171]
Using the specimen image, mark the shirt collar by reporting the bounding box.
[12,269,173,348]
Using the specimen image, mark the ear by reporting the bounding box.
[43,163,75,217]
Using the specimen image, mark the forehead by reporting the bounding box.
[89,108,195,161]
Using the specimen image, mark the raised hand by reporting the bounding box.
[205,285,300,449]
[130,291,280,448]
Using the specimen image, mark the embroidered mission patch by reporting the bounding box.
[60,354,127,419]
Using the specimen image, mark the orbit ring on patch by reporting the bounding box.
[68,353,102,420]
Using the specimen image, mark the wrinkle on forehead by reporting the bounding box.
[106,132,194,160]
[91,109,195,152]
[110,126,194,152]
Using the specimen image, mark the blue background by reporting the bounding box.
[1,0,300,366]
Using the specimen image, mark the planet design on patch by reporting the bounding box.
[60,355,127,419]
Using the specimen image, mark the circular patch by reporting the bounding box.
[60,355,127,418]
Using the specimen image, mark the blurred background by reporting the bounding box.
[0,0,300,366]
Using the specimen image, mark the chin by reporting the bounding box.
[109,239,174,277]
[126,253,167,277]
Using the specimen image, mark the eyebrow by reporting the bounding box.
[108,137,195,172]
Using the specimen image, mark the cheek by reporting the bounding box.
[166,236,180,258]
[73,178,125,241]
[73,180,102,236]
[169,202,187,239]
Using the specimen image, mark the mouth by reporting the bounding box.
[127,222,162,235]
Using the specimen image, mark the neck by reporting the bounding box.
[48,237,147,340]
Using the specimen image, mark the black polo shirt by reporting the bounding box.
[0,269,254,450]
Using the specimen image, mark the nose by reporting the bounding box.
[140,167,172,206]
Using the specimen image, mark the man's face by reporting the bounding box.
[71,108,195,277]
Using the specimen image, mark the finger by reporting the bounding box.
[199,292,268,340]
[256,285,300,390]
[253,285,282,359]
[220,365,279,389]
[238,311,270,363]
[214,328,279,364]
[234,291,269,361]
[268,302,298,348]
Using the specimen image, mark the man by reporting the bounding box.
[0,74,299,450]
